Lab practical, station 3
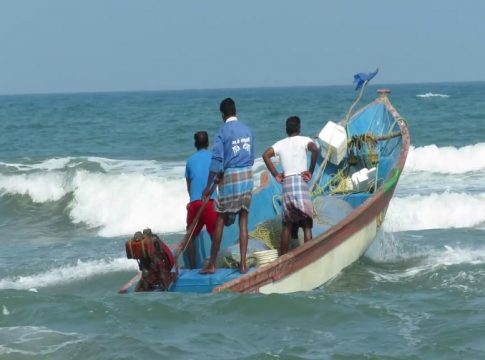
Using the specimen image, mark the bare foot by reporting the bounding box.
[199,264,216,275]
[239,264,248,274]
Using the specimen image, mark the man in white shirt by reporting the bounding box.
[262,116,318,255]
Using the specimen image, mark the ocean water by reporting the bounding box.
[1,82,485,359]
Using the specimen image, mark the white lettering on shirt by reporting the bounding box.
[232,137,251,155]
[232,144,241,155]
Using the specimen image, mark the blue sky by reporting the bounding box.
[1,0,484,94]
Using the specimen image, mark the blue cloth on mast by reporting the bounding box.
[353,69,379,90]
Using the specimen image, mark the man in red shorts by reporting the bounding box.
[185,131,218,269]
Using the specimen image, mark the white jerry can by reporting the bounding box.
[351,167,377,192]
[318,121,348,165]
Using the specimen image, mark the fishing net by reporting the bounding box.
[248,217,282,250]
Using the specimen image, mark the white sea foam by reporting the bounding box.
[404,143,485,174]
[0,258,137,290]
[384,192,485,232]
[2,305,9,315]
[0,326,86,356]
[0,156,267,236]
[371,245,485,283]
[0,157,74,171]
[68,161,265,237]
[416,92,450,98]
[3,148,483,236]
[69,170,189,236]
[0,156,182,177]
[0,173,70,202]
[85,156,184,177]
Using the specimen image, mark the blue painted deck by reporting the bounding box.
[171,269,247,293]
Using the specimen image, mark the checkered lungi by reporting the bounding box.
[216,166,253,219]
[282,174,313,226]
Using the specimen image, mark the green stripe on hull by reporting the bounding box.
[383,168,401,193]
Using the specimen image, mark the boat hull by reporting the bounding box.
[214,170,399,294]
[214,94,409,294]
[260,211,379,294]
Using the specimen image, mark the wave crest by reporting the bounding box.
[384,192,485,232]
[69,171,188,236]
[0,173,70,202]
[405,143,485,174]
[416,92,450,98]
[0,258,137,290]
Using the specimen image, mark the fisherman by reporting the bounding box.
[185,131,218,269]
[262,116,318,255]
[200,98,254,274]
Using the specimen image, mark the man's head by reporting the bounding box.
[220,98,236,121]
[194,131,209,150]
[286,116,301,136]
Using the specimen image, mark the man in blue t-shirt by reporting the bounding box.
[200,98,254,274]
[185,131,217,269]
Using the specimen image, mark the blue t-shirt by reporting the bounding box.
[209,117,254,173]
[185,149,214,202]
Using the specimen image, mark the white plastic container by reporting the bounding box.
[351,167,376,192]
[344,178,354,192]
[366,167,377,180]
[254,250,278,267]
[318,121,348,165]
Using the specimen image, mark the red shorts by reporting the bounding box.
[186,200,217,237]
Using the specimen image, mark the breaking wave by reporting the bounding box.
[384,192,485,232]
[1,145,484,236]
[69,171,188,236]
[370,245,485,283]
[416,92,450,98]
[404,143,485,174]
[0,172,69,202]
[0,258,137,290]
[0,156,267,237]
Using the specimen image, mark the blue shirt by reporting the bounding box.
[209,117,254,173]
[185,149,214,202]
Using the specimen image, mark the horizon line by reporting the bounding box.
[0,79,484,97]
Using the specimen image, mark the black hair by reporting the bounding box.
[219,98,236,117]
[286,116,301,135]
[194,131,209,150]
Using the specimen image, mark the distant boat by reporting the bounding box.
[120,88,410,294]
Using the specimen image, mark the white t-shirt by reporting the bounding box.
[272,135,314,177]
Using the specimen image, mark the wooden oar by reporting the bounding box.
[173,175,220,265]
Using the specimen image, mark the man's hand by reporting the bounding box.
[202,172,222,200]
[202,186,212,200]
[214,172,223,184]
[301,170,312,183]
[275,173,284,184]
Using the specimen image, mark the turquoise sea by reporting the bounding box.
[1,82,485,359]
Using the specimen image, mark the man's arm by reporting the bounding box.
[301,141,318,182]
[185,163,191,195]
[308,141,318,174]
[203,171,222,199]
[262,147,284,183]
[203,129,224,198]
[186,178,191,195]
[209,129,224,174]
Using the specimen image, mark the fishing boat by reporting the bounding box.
[119,85,410,295]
